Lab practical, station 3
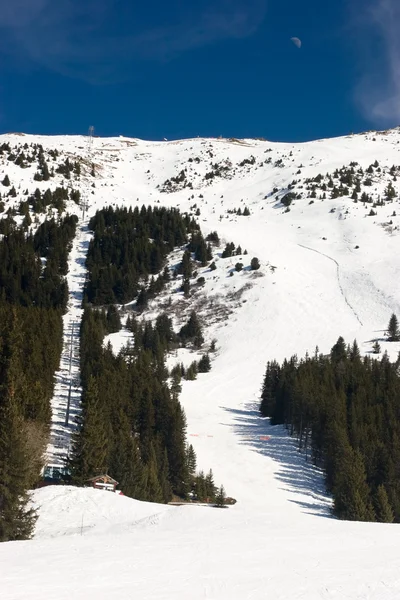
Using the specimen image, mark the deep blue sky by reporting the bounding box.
[0,0,399,141]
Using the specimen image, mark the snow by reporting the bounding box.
[2,130,400,598]
[45,222,91,470]
[32,486,171,539]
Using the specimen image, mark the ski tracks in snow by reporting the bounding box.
[297,243,363,326]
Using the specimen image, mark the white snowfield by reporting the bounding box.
[2,130,400,598]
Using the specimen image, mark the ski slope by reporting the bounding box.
[2,130,400,598]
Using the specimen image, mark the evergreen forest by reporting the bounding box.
[71,205,224,504]
[0,216,76,540]
[260,337,400,522]
[84,205,199,305]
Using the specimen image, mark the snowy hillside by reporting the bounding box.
[2,129,400,598]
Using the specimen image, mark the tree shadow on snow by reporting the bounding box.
[220,404,334,519]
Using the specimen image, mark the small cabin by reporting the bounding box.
[86,474,119,492]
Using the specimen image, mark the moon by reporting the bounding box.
[290,37,302,49]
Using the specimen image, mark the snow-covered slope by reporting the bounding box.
[2,129,400,598]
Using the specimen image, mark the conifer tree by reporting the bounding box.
[250,257,260,270]
[372,340,381,354]
[0,400,37,541]
[0,311,38,540]
[205,469,217,501]
[70,376,110,482]
[159,448,173,503]
[387,313,400,341]
[198,353,211,373]
[374,485,394,523]
[333,448,375,521]
[145,444,164,503]
[215,485,227,507]
[186,444,197,477]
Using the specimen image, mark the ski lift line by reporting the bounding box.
[65,320,75,426]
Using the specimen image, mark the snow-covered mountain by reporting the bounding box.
[2,129,400,599]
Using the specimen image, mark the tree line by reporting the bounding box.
[260,336,400,522]
[0,215,77,310]
[0,302,64,541]
[0,216,77,540]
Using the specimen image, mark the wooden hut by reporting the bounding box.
[86,474,119,492]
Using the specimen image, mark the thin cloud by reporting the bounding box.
[353,0,400,126]
[0,0,267,84]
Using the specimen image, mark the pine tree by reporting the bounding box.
[186,444,197,477]
[179,311,204,347]
[374,485,394,523]
[159,448,172,503]
[205,469,217,501]
[0,401,37,541]
[198,354,211,373]
[70,376,110,482]
[106,305,121,334]
[0,311,38,541]
[387,313,400,341]
[331,336,347,364]
[333,448,375,521]
[372,340,381,354]
[181,250,192,279]
[215,485,227,507]
[194,471,207,501]
[145,444,164,503]
[250,257,260,270]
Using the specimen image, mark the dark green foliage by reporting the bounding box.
[71,307,192,502]
[179,250,192,279]
[85,206,197,305]
[372,340,381,354]
[155,313,175,350]
[222,242,235,258]
[188,231,208,266]
[186,444,197,477]
[374,485,394,523]
[198,354,211,373]
[0,217,76,310]
[106,305,121,334]
[387,313,400,341]
[0,303,63,540]
[70,376,110,482]
[215,485,227,507]
[250,257,260,270]
[206,231,220,245]
[179,311,204,348]
[333,447,375,521]
[281,192,296,207]
[385,182,396,200]
[184,361,198,380]
[235,262,243,272]
[260,338,400,522]
[56,158,73,179]
[2,174,10,186]
[28,186,71,214]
